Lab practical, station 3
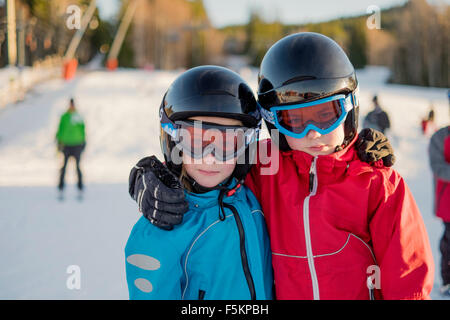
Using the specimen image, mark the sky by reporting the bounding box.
[96,0,449,27]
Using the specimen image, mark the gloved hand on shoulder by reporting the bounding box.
[356,128,396,167]
[129,156,189,230]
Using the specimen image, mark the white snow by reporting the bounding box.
[0,64,61,108]
[0,65,448,299]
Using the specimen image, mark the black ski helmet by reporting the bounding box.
[257,32,359,151]
[159,65,261,182]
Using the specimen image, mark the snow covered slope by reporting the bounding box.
[0,66,448,299]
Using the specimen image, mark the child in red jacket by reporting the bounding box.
[246,32,434,300]
[429,125,450,296]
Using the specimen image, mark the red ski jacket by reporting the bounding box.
[429,126,450,222]
[245,137,434,300]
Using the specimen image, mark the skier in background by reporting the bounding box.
[56,98,86,200]
[422,103,436,136]
[363,95,391,134]
[428,94,450,297]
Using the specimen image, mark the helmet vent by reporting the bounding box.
[282,75,316,86]
[201,89,236,97]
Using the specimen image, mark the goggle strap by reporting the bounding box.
[161,122,179,139]
[259,106,275,124]
[343,95,354,112]
[352,87,360,107]
[160,105,180,139]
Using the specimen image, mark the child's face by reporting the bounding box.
[182,116,242,189]
[284,123,345,156]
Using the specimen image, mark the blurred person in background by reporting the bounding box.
[422,103,436,136]
[363,95,391,134]
[428,93,450,297]
[55,98,86,200]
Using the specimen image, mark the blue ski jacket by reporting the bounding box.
[125,181,273,300]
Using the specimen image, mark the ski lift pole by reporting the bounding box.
[63,0,97,80]
[106,0,138,70]
[6,0,17,66]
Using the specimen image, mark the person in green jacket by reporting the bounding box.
[56,98,86,196]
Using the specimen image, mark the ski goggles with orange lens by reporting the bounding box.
[260,93,356,139]
[161,114,259,161]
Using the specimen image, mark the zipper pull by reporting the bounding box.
[309,157,317,193]
[226,179,244,197]
[227,183,241,196]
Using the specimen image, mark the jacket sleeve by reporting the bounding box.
[55,114,65,142]
[368,169,434,300]
[80,120,86,143]
[125,216,183,300]
[429,127,450,181]
[383,111,390,130]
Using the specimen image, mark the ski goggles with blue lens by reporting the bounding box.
[260,93,357,139]
[160,107,260,161]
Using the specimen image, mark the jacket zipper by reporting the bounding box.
[223,202,256,300]
[303,156,320,300]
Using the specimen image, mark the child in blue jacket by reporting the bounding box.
[125,66,273,300]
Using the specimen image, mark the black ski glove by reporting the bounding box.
[129,156,189,230]
[356,128,396,167]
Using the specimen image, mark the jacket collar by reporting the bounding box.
[282,134,375,183]
[184,178,241,210]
